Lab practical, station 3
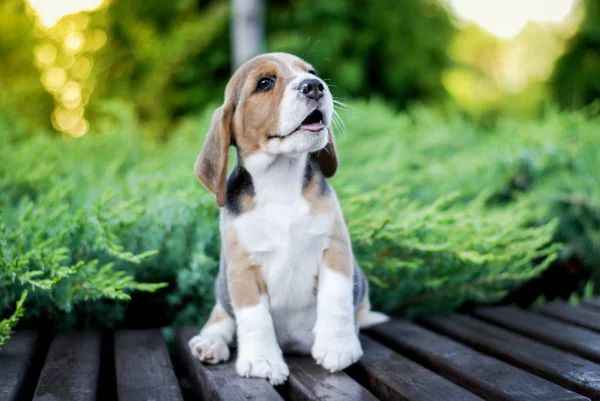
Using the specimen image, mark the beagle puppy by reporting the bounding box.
[188,52,387,385]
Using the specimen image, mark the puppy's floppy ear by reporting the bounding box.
[194,104,233,207]
[312,127,338,178]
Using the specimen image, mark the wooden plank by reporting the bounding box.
[582,298,600,312]
[33,332,101,401]
[286,356,378,401]
[351,335,483,401]
[368,320,589,401]
[419,313,600,400]
[540,302,600,333]
[0,331,40,401]
[475,306,600,364]
[177,327,283,401]
[114,329,184,401]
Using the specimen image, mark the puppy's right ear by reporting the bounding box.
[194,105,233,208]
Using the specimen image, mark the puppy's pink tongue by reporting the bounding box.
[300,122,324,132]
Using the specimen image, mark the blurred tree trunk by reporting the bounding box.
[231,0,265,70]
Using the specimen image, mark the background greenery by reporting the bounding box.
[1,0,599,344]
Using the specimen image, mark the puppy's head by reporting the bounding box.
[194,52,337,207]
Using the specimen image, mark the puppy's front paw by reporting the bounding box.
[188,334,230,364]
[236,347,289,385]
[312,332,363,372]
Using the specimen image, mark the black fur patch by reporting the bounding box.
[225,164,254,216]
[304,158,331,196]
[303,159,315,187]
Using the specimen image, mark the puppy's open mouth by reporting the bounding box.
[298,109,324,132]
[269,110,324,139]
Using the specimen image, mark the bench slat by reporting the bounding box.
[474,306,600,364]
[286,356,377,401]
[368,320,588,401]
[582,298,600,312]
[115,329,184,401]
[0,331,40,401]
[177,328,283,401]
[540,302,600,333]
[353,335,483,401]
[33,332,101,401]
[419,313,600,400]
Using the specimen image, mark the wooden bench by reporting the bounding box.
[2,298,600,401]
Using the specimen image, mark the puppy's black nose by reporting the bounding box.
[299,79,325,100]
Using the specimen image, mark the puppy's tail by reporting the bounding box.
[359,311,390,329]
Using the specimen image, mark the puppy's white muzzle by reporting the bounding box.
[266,74,333,156]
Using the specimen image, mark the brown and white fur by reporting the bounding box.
[188,52,387,385]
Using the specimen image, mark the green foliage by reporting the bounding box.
[0,291,27,347]
[0,102,215,340]
[92,0,230,137]
[0,176,168,342]
[0,0,53,130]
[3,99,598,343]
[347,190,559,315]
[552,0,600,108]
[4,0,456,136]
[3,0,598,140]
[334,102,600,295]
[267,0,455,107]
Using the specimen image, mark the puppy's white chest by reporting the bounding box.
[233,198,333,353]
[234,196,332,261]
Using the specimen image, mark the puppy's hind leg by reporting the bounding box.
[188,302,235,364]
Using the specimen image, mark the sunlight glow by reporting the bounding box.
[449,0,577,38]
[27,0,105,28]
[35,43,57,66]
[42,67,67,91]
[28,2,106,138]
[65,31,84,53]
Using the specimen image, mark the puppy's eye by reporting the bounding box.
[255,77,275,92]
[308,69,317,76]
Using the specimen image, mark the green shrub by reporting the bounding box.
[0,101,218,345]
[1,99,598,345]
[335,102,599,306]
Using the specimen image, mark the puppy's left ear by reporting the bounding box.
[194,104,233,208]
[312,127,338,178]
